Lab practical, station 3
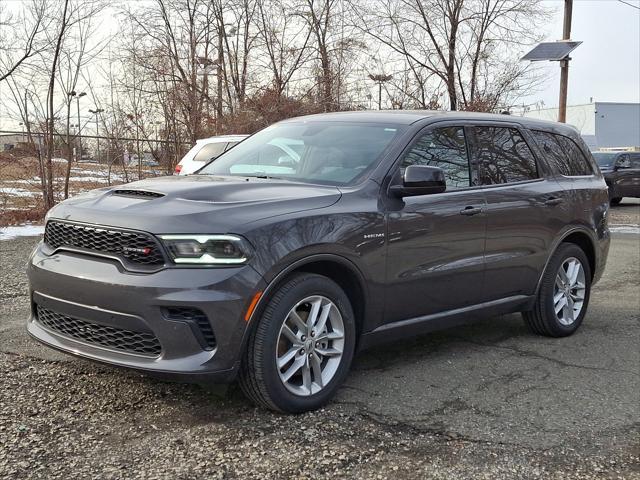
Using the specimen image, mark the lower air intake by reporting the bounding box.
[35,305,161,357]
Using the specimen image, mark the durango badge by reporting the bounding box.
[123,246,153,255]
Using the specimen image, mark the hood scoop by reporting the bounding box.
[112,189,165,199]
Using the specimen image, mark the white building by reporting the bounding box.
[522,102,640,150]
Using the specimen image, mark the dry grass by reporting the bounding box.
[0,153,162,227]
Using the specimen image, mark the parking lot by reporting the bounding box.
[0,201,638,479]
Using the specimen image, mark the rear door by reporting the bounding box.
[469,124,568,300]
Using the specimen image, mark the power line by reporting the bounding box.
[617,0,640,10]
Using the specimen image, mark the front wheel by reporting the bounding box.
[239,273,356,413]
[523,243,592,337]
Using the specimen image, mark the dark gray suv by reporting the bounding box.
[592,151,640,205]
[27,111,610,412]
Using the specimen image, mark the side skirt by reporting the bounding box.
[358,295,534,351]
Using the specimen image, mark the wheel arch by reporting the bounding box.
[242,254,369,351]
[535,228,597,296]
[561,231,596,278]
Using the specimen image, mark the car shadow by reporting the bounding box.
[350,313,529,374]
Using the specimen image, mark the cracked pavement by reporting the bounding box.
[1,214,639,478]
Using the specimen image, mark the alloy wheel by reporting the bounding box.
[553,257,586,326]
[275,295,345,396]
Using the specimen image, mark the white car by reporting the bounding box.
[175,135,248,175]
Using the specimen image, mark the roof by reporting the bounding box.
[282,110,580,134]
[283,110,439,125]
[198,134,249,142]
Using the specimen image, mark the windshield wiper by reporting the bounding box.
[244,174,283,180]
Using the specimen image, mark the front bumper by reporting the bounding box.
[27,242,266,383]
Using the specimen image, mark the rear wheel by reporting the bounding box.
[608,184,622,205]
[239,273,356,413]
[523,243,591,337]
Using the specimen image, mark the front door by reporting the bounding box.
[384,124,487,324]
[618,153,640,197]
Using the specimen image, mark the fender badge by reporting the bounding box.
[363,233,385,240]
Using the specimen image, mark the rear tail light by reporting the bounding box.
[174,164,182,174]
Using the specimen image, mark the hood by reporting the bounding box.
[48,175,341,234]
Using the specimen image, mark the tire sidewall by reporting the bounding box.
[541,244,592,336]
[258,274,356,413]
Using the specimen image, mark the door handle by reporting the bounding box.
[545,197,564,206]
[460,206,483,216]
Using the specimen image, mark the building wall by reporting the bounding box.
[522,102,640,150]
[594,103,640,149]
[0,134,27,151]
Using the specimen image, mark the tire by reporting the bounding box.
[610,197,622,206]
[523,243,592,337]
[239,273,356,413]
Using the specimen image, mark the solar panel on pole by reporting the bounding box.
[521,41,582,62]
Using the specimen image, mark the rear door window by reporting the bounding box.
[532,131,593,176]
[193,142,227,162]
[473,126,539,185]
[401,126,472,189]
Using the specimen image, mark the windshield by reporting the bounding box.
[198,121,405,185]
[592,152,617,167]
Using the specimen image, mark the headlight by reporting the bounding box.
[159,234,253,265]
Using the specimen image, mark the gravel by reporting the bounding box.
[2,350,638,480]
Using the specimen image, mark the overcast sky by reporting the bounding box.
[521,0,640,108]
[1,0,638,131]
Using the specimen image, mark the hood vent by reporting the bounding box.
[112,189,164,199]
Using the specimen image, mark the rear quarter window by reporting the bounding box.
[532,131,593,176]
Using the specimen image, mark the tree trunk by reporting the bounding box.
[45,0,70,210]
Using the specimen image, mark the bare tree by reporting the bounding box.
[57,8,104,198]
[0,0,50,82]
[296,0,338,110]
[217,0,259,110]
[40,0,104,208]
[255,0,312,97]
[360,0,547,111]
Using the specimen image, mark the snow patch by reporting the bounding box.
[0,224,44,240]
[610,224,640,235]
[0,187,39,197]
[70,176,110,182]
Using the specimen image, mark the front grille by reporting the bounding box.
[112,189,164,199]
[163,307,216,350]
[44,221,165,267]
[36,305,161,356]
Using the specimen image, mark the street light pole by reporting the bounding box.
[76,92,86,161]
[558,0,573,123]
[89,108,104,162]
[368,73,393,110]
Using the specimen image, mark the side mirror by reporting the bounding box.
[615,157,631,170]
[390,165,447,198]
[278,157,296,167]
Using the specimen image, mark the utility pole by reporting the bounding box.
[558,0,573,123]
